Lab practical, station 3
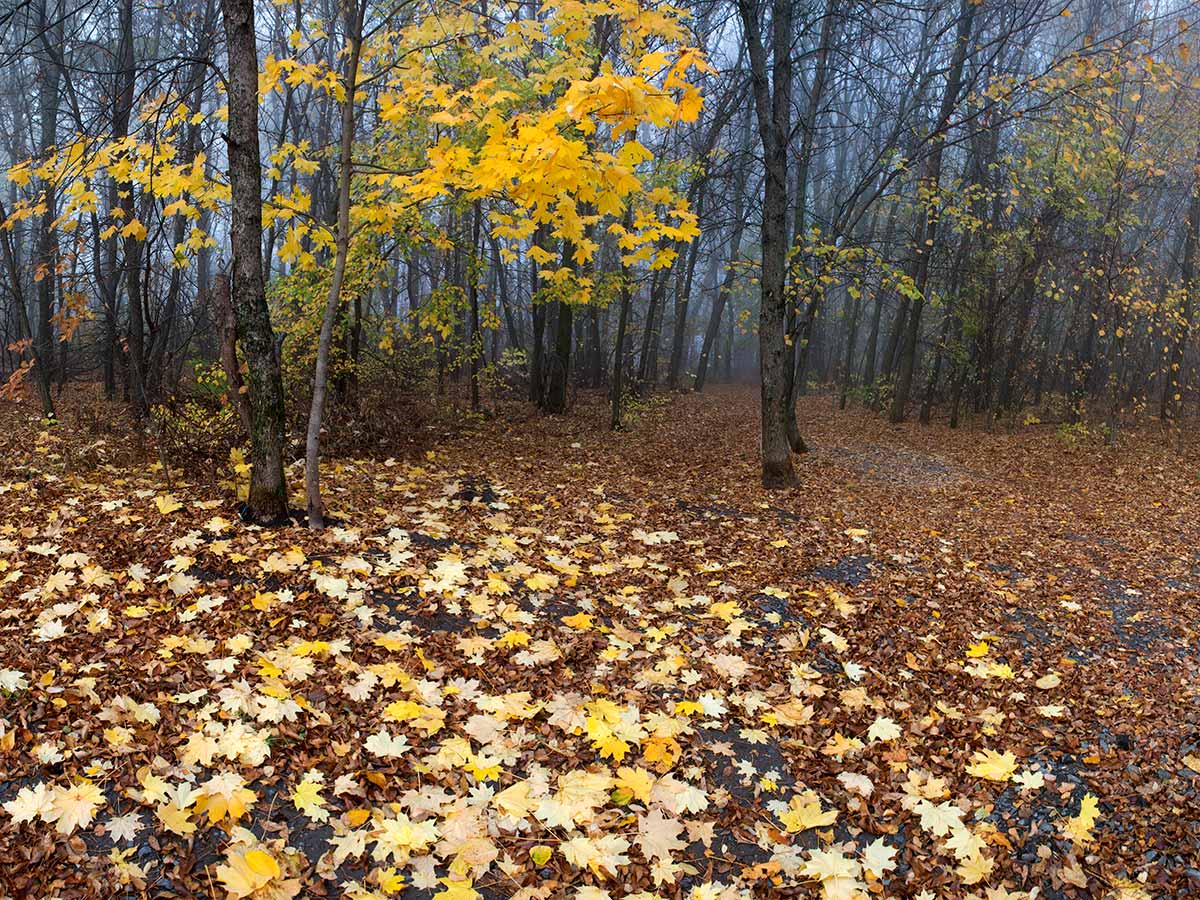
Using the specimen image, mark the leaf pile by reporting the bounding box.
[1,387,1198,899]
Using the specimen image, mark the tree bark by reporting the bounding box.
[1161,158,1200,421]
[528,228,546,404]
[739,0,797,487]
[304,0,364,528]
[695,207,745,392]
[610,212,634,429]
[146,0,216,404]
[860,200,898,397]
[783,0,839,448]
[29,0,62,419]
[468,200,483,412]
[889,0,976,423]
[839,279,864,410]
[544,297,573,412]
[995,201,1061,414]
[667,197,705,389]
[223,0,289,521]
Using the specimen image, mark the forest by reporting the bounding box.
[1,0,1200,897]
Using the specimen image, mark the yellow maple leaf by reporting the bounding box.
[956,850,995,885]
[291,777,328,822]
[492,781,538,820]
[642,735,681,773]
[821,732,865,759]
[154,494,183,515]
[965,749,1018,783]
[194,773,256,824]
[524,571,558,591]
[464,751,502,781]
[587,721,629,762]
[155,801,196,837]
[778,790,837,833]
[613,765,656,804]
[986,662,1015,679]
[45,780,105,834]
[1062,793,1100,845]
[561,611,594,630]
[216,847,280,899]
[376,866,406,892]
[120,219,147,240]
[708,599,743,621]
[965,640,989,658]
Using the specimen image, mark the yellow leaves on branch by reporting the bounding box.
[6,0,706,287]
[261,55,345,102]
[119,219,147,240]
[374,0,707,268]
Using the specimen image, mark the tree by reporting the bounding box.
[222,0,289,521]
[304,0,366,529]
[29,0,63,419]
[738,0,797,487]
[889,0,977,424]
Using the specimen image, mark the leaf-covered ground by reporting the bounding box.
[1,387,1199,900]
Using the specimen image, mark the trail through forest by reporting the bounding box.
[1,389,1199,899]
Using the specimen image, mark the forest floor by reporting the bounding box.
[1,385,1199,900]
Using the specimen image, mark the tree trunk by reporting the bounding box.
[637,265,667,390]
[889,0,976,423]
[783,0,839,446]
[918,223,973,423]
[214,271,253,437]
[739,0,798,487]
[587,306,603,388]
[839,279,864,410]
[468,200,483,412]
[695,194,745,392]
[917,310,951,424]
[487,233,522,351]
[544,299,572,412]
[223,0,289,521]
[861,200,899,395]
[610,211,634,429]
[528,228,546,404]
[146,0,215,404]
[0,198,47,412]
[667,199,705,389]
[30,0,62,419]
[1161,160,1200,421]
[304,0,364,528]
[996,202,1061,414]
[945,313,966,427]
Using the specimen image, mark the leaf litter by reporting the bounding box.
[0,387,1198,899]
